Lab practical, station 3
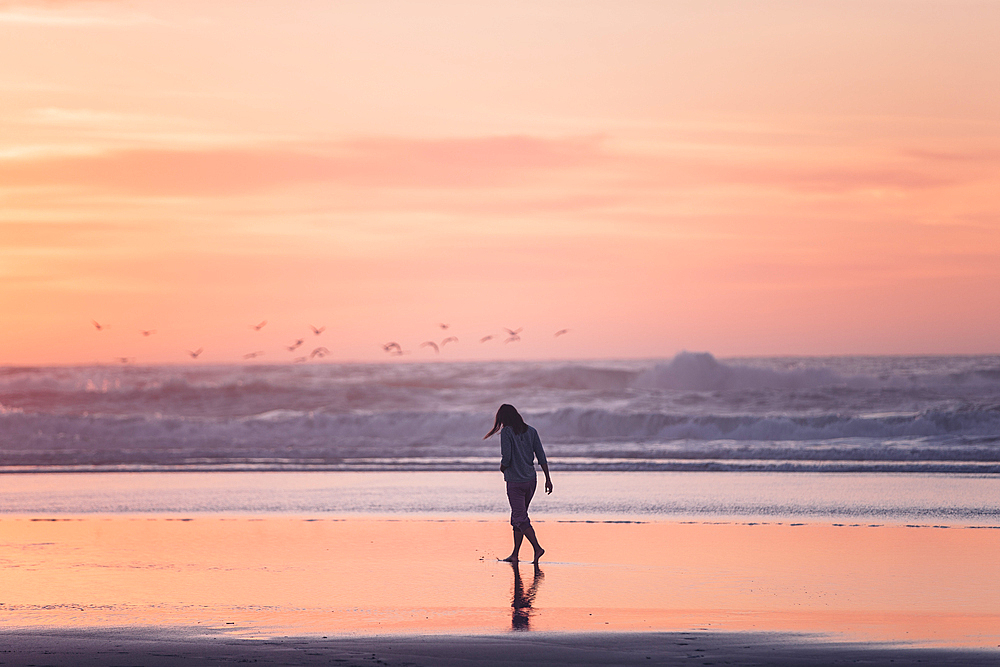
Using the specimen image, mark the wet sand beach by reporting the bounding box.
[1,516,998,664]
[1,628,998,666]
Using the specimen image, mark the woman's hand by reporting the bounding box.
[544,478,553,494]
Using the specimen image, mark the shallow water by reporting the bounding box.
[2,471,998,525]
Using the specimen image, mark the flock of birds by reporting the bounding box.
[379,323,568,357]
[91,319,570,363]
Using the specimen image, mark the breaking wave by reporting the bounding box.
[1,352,1000,472]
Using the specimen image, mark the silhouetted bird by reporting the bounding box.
[480,335,495,343]
[438,323,450,330]
[116,357,133,364]
[441,336,459,346]
[504,327,522,344]
[310,325,325,335]
[140,329,156,337]
[187,348,203,359]
[286,338,305,351]
[310,346,330,359]
[382,342,402,353]
[243,351,265,359]
[91,320,107,331]
[420,341,440,353]
[292,356,307,363]
[251,320,267,331]
[554,329,569,337]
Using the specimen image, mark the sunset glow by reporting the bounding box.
[2,0,999,364]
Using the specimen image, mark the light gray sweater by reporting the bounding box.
[500,425,547,483]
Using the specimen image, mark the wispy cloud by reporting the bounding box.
[902,147,1000,164]
[15,107,244,149]
[0,135,605,195]
[720,163,955,193]
[624,150,973,195]
[0,4,157,27]
[0,221,124,248]
[27,107,185,127]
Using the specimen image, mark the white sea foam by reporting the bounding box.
[1,354,999,472]
[633,351,844,390]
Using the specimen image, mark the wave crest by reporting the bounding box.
[633,352,843,391]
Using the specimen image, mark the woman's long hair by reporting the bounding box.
[484,403,528,439]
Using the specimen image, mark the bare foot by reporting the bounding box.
[532,547,545,563]
[500,554,519,562]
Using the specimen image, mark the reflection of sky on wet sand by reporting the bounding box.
[1,517,998,647]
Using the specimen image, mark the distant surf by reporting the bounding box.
[1,353,999,473]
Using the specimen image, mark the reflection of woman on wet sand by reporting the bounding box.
[484,404,553,563]
[510,562,544,631]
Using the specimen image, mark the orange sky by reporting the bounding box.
[2,0,999,364]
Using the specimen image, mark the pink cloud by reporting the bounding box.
[0,136,603,196]
[902,148,1000,163]
[2,133,983,203]
[631,156,959,194]
[0,221,124,247]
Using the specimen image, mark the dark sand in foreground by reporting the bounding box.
[1,629,998,666]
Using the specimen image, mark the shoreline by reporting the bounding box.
[3,470,999,525]
[8,514,1000,533]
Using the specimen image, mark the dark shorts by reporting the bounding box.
[505,479,537,529]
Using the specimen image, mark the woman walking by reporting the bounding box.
[484,404,552,563]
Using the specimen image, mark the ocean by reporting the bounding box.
[1,352,998,522]
[2,352,999,474]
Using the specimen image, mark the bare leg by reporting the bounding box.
[501,527,525,562]
[520,524,545,563]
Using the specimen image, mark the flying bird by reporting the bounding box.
[310,325,325,336]
[187,348,203,359]
[441,336,459,346]
[116,357,133,364]
[504,327,522,343]
[140,329,156,337]
[310,346,330,359]
[243,351,265,359]
[438,323,450,330]
[286,338,305,351]
[251,320,267,331]
[292,356,307,363]
[554,329,570,337]
[420,341,440,353]
[382,342,402,354]
[91,320,107,331]
[479,335,495,343]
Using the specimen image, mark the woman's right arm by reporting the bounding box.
[533,429,552,493]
